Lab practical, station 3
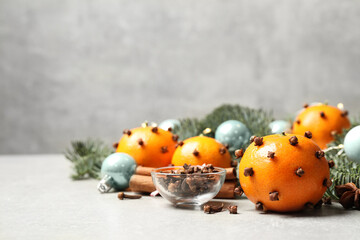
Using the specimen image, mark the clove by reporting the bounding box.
[172,135,179,141]
[341,110,349,117]
[204,203,224,214]
[137,138,144,146]
[112,142,119,149]
[304,131,312,139]
[235,149,244,159]
[161,146,168,153]
[269,191,279,201]
[315,150,325,159]
[254,137,264,146]
[151,127,158,133]
[219,147,227,155]
[323,178,332,188]
[227,205,238,214]
[328,160,335,168]
[295,167,304,177]
[193,149,200,157]
[267,151,275,159]
[244,167,254,177]
[255,202,266,211]
[118,192,142,200]
[123,129,132,136]
[289,136,298,146]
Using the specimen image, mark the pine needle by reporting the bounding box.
[324,115,360,199]
[65,139,113,180]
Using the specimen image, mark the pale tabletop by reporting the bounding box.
[1,155,360,240]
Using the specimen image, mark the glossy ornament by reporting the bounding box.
[159,119,181,131]
[215,120,251,152]
[97,153,136,193]
[344,126,360,163]
[269,120,291,134]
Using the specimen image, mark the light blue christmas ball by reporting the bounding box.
[269,120,291,134]
[215,120,252,152]
[100,153,137,190]
[159,119,181,131]
[344,126,360,163]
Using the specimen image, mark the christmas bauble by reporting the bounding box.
[215,120,251,152]
[269,120,291,134]
[344,126,360,163]
[159,119,181,131]
[100,153,137,190]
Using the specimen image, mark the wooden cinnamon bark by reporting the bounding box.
[135,166,237,180]
[135,166,154,176]
[129,174,156,193]
[225,168,237,180]
[215,181,236,199]
[128,174,236,199]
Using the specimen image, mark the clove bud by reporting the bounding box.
[118,192,142,200]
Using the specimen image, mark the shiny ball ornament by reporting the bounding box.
[159,119,181,131]
[97,153,136,192]
[215,120,251,152]
[344,126,360,163]
[269,120,291,134]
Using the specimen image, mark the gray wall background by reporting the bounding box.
[1,0,360,154]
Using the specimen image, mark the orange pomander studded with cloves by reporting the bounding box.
[238,133,331,212]
[171,136,231,168]
[292,104,350,149]
[115,126,178,168]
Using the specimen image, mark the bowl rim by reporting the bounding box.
[151,166,226,176]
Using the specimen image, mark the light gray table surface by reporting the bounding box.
[1,155,360,240]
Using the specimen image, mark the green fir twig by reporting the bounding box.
[324,115,360,199]
[65,139,113,180]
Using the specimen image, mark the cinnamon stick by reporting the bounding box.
[135,166,237,180]
[225,168,237,180]
[135,166,154,176]
[215,181,236,199]
[129,174,156,193]
[129,174,236,199]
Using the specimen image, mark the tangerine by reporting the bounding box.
[116,126,177,167]
[239,133,331,212]
[292,104,350,149]
[171,136,231,168]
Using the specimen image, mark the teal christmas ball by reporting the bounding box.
[159,119,181,131]
[344,126,360,163]
[101,153,137,190]
[215,120,251,152]
[269,120,291,134]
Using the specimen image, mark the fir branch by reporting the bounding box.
[324,115,360,199]
[173,104,274,153]
[202,104,274,139]
[174,118,205,141]
[65,139,113,180]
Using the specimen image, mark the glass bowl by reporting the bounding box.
[151,166,226,207]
